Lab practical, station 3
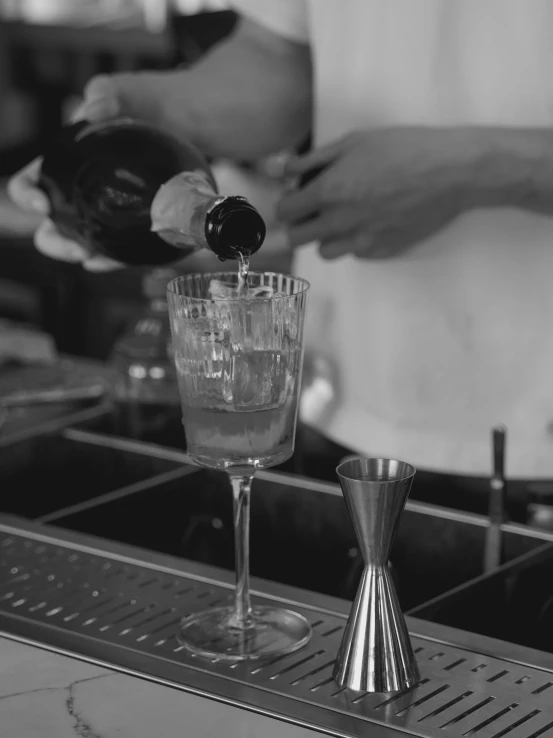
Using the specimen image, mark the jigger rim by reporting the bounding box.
[336,456,416,484]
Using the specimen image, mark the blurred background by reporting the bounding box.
[0,0,333,489]
[0,0,289,361]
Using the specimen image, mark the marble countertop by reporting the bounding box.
[0,635,327,738]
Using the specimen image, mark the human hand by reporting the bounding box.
[278,128,479,259]
[7,154,120,271]
[7,71,171,271]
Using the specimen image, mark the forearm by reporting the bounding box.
[461,127,553,216]
[159,17,312,161]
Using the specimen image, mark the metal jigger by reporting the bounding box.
[333,457,421,693]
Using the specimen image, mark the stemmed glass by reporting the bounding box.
[167,271,311,661]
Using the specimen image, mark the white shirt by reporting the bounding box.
[233,0,553,478]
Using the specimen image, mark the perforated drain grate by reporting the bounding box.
[2,523,553,738]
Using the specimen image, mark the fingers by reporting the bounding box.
[285,137,349,176]
[34,220,123,270]
[34,219,89,263]
[71,75,121,123]
[286,206,361,247]
[318,234,410,260]
[83,256,123,272]
[72,71,165,126]
[84,74,118,106]
[319,239,355,260]
[7,158,49,215]
[91,71,167,123]
[277,180,322,224]
[285,131,363,176]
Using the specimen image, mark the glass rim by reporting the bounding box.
[166,271,310,303]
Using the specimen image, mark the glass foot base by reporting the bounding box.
[177,605,312,662]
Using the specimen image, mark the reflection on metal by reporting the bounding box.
[2,519,553,737]
[0,404,110,449]
[333,458,421,693]
[55,428,553,546]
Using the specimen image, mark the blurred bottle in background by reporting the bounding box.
[109,266,182,442]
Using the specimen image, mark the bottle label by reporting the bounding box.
[150,171,218,251]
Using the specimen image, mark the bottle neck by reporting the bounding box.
[150,171,219,254]
[205,196,266,260]
[150,172,265,260]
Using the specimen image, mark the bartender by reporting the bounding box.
[9,0,553,518]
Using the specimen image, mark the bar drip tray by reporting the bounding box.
[2,519,553,738]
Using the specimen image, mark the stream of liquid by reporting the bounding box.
[237,253,250,294]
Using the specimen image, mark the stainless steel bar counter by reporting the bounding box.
[2,416,553,737]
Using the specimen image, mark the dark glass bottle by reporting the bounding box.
[38,118,266,266]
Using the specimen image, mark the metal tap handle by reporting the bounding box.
[492,426,506,488]
[484,425,507,573]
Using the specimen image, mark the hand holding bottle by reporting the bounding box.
[8,73,188,270]
[8,74,265,269]
[8,75,130,270]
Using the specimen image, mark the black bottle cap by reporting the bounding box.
[205,197,266,260]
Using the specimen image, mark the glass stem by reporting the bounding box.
[229,474,253,627]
